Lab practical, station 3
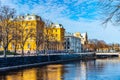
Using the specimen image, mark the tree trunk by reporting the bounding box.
[22,47,24,56]
[15,47,16,53]
[3,48,6,58]
[14,42,17,54]
[36,41,40,55]
[36,50,38,56]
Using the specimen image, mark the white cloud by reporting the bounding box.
[54,17,120,43]
[0,0,119,43]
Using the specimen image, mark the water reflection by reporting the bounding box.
[4,68,37,80]
[0,58,120,80]
[0,64,64,80]
[39,65,64,80]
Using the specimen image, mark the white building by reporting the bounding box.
[74,32,88,45]
[74,32,88,52]
[64,32,81,53]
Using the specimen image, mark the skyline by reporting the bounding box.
[1,0,120,44]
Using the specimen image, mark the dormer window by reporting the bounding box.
[28,17,31,20]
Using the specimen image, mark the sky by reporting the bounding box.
[1,0,120,44]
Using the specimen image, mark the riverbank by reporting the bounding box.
[0,58,96,72]
[0,52,119,72]
[0,53,95,72]
[1,58,120,80]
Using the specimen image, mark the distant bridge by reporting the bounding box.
[96,52,120,58]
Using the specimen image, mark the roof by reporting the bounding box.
[81,33,87,38]
[51,23,64,28]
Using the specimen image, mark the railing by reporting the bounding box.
[96,53,119,56]
[0,52,95,57]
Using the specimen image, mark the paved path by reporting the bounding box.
[0,52,95,58]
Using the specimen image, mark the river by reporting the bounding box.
[0,58,120,80]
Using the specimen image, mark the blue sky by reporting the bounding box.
[1,0,120,43]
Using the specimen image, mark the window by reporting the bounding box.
[30,29,33,32]
[26,29,28,33]
[67,42,70,45]
[28,17,32,20]
[17,45,19,49]
[30,36,32,40]
[67,38,69,41]
[67,46,70,49]
[12,43,15,49]
[28,44,31,48]
[56,34,57,37]
[31,23,34,26]
[27,23,32,26]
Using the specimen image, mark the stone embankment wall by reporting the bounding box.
[0,53,95,71]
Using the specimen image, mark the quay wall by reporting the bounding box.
[0,53,95,71]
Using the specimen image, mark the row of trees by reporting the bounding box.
[0,5,61,57]
[109,43,120,52]
[0,6,17,57]
[84,39,120,52]
[84,39,110,52]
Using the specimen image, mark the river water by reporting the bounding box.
[0,58,120,80]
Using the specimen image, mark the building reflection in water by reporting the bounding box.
[38,64,64,80]
[5,68,37,80]
[0,63,88,80]
[62,61,88,80]
[1,64,64,80]
[80,62,87,80]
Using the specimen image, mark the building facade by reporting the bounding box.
[44,23,65,52]
[64,32,81,53]
[0,14,45,54]
[74,32,88,45]
[74,32,88,52]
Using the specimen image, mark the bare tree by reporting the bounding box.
[99,0,120,24]
[43,26,51,54]
[35,21,44,55]
[0,6,16,57]
[86,43,97,51]
[43,22,56,54]
[11,20,21,54]
[88,39,110,52]
[17,21,35,56]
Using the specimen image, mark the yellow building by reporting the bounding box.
[0,14,65,54]
[44,23,65,51]
[7,14,44,54]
